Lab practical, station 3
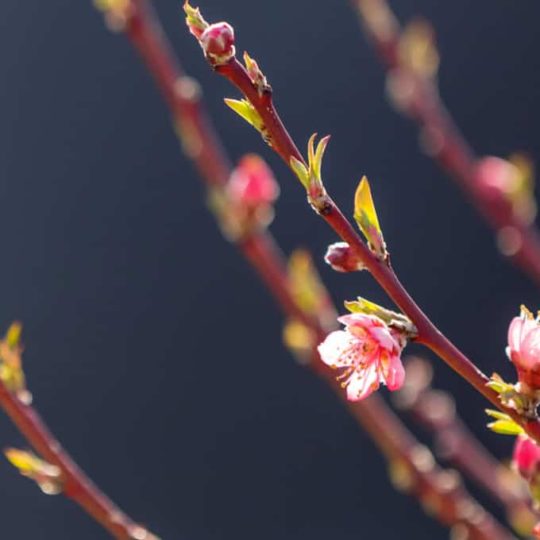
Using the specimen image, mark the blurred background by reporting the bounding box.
[0,0,540,538]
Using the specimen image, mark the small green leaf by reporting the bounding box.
[354,177,386,259]
[344,297,382,316]
[487,419,524,436]
[485,409,512,422]
[344,297,417,337]
[312,135,330,182]
[224,98,265,134]
[289,156,309,189]
[486,373,515,395]
[5,322,22,349]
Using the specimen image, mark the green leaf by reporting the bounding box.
[344,297,382,316]
[353,177,386,258]
[289,156,309,189]
[224,98,265,134]
[485,409,512,422]
[487,419,524,436]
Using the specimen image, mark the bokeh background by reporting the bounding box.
[0,0,540,538]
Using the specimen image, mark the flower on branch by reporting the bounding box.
[507,306,540,394]
[208,154,278,240]
[512,435,540,514]
[200,22,235,65]
[184,2,235,66]
[227,154,279,209]
[475,155,537,229]
[513,435,540,481]
[318,312,407,401]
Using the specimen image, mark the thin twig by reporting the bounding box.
[191,21,540,444]
[0,376,157,539]
[111,1,517,537]
[395,356,536,534]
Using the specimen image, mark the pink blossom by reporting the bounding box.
[512,435,540,480]
[318,313,405,401]
[507,306,540,390]
[227,155,279,208]
[200,22,235,65]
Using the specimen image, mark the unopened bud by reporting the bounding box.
[476,157,519,197]
[513,435,540,481]
[324,242,365,272]
[200,22,235,66]
[227,155,279,208]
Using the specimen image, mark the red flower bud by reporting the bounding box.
[513,435,540,480]
[200,22,235,65]
[475,156,523,225]
[476,156,518,192]
[227,155,279,208]
[324,242,365,272]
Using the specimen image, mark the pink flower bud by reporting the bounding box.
[476,157,519,196]
[227,155,279,208]
[474,157,519,224]
[512,435,540,480]
[507,306,540,391]
[200,22,235,65]
[318,313,406,401]
[324,242,365,272]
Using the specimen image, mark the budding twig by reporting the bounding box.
[183,0,540,446]
[0,326,157,539]
[101,1,516,537]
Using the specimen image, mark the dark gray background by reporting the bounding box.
[0,0,539,538]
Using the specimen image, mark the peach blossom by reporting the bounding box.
[318,313,405,401]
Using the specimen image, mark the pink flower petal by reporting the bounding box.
[346,363,379,401]
[369,326,399,352]
[383,354,406,391]
[521,326,540,370]
[513,435,540,479]
[318,330,357,368]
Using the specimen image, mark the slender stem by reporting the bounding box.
[350,0,540,287]
[117,1,516,537]
[211,56,539,433]
[396,357,536,531]
[0,382,153,539]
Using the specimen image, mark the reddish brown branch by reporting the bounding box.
[351,0,540,287]
[194,17,540,445]
[396,357,536,533]
[113,1,516,537]
[0,380,155,539]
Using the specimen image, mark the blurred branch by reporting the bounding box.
[96,1,517,537]
[0,325,158,539]
[395,356,537,535]
[351,0,540,287]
